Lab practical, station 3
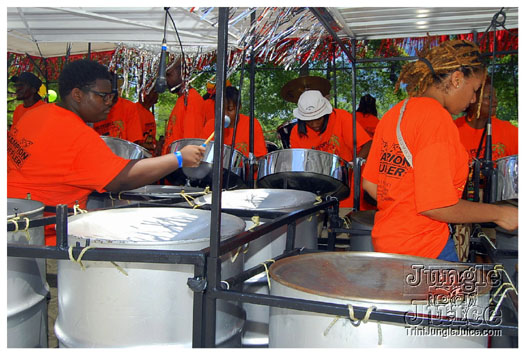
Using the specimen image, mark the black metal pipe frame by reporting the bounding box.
[204,7,230,348]
[210,288,518,336]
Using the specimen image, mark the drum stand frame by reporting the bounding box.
[7,200,519,348]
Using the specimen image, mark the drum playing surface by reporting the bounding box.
[270,252,492,304]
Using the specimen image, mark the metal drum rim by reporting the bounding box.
[258,148,352,167]
[269,251,491,304]
[7,198,45,219]
[100,135,152,158]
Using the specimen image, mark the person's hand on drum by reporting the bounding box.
[494,205,519,232]
[179,145,206,167]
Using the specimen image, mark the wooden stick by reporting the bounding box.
[203,131,214,146]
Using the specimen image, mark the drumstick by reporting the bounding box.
[203,131,214,147]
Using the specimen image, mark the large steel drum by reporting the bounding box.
[269,252,491,348]
[257,149,351,200]
[194,189,319,346]
[86,185,207,210]
[168,138,247,189]
[55,208,246,347]
[101,135,152,159]
[7,198,48,348]
[493,154,518,202]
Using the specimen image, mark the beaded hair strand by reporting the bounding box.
[396,39,486,97]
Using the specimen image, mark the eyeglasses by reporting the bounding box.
[85,88,117,103]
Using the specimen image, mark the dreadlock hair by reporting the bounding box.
[396,39,486,97]
[466,76,492,121]
[58,59,112,99]
[356,94,377,116]
[297,113,330,138]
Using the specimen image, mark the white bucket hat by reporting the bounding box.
[293,90,333,121]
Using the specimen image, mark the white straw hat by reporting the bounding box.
[293,90,333,121]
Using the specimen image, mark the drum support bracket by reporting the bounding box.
[188,277,207,293]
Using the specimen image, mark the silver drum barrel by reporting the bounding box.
[101,136,152,159]
[257,149,351,200]
[7,198,48,348]
[493,154,518,202]
[348,210,376,252]
[169,138,247,189]
[194,189,319,346]
[55,208,246,347]
[269,252,491,348]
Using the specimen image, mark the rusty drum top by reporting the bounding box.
[269,252,492,304]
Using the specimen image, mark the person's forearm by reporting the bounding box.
[362,178,377,200]
[421,199,517,230]
[105,154,178,192]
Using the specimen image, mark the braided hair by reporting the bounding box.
[396,39,486,97]
[466,76,492,121]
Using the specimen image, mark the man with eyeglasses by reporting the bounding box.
[92,75,143,145]
[7,59,205,246]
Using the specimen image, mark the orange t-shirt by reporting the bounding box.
[135,102,157,154]
[203,98,216,127]
[454,116,518,163]
[289,108,371,208]
[8,103,130,245]
[355,112,380,137]
[201,113,268,158]
[163,88,205,154]
[11,100,46,128]
[93,97,143,143]
[362,98,469,258]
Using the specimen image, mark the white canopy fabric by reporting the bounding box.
[7,7,518,58]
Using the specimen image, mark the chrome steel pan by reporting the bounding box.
[257,149,351,199]
[168,138,247,189]
[493,154,518,202]
[100,136,152,159]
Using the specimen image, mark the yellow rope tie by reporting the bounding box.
[242,243,250,254]
[377,322,383,346]
[73,204,88,215]
[494,265,518,294]
[247,215,261,231]
[8,216,20,233]
[117,191,131,205]
[230,246,242,263]
[314,196,323,205]
[323,316,342,336]
[347,304,359,322]
[489,282,516,304]
[110,261,128,276]
[180,190,195,207]
[202,186,211,195]
[8,217,32,242]
[260,259,276,290]
[343,216,351,229]
[109,192,116,201]
[21,217,31,242]
[221,280,230,290]
[479,231,496,249]
[307,215,313,222]
[489,287,513,322]
[68,245,95,271]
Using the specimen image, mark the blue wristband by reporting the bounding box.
[174,151,183,168]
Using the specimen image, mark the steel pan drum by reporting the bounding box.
[7,198,48,348]
[101,136,152,159]
[55,208,246,347]
[194,189,319,345]
[86,185,206,209]
[493,154,518,202]
[169,138,247,189]
[257,149,351,200]
[269,252,491,348]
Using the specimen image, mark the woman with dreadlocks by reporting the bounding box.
[362,39,517,261]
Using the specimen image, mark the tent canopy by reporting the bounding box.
[7,7,519,58]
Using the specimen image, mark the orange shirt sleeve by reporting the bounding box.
[8,104,129,207]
